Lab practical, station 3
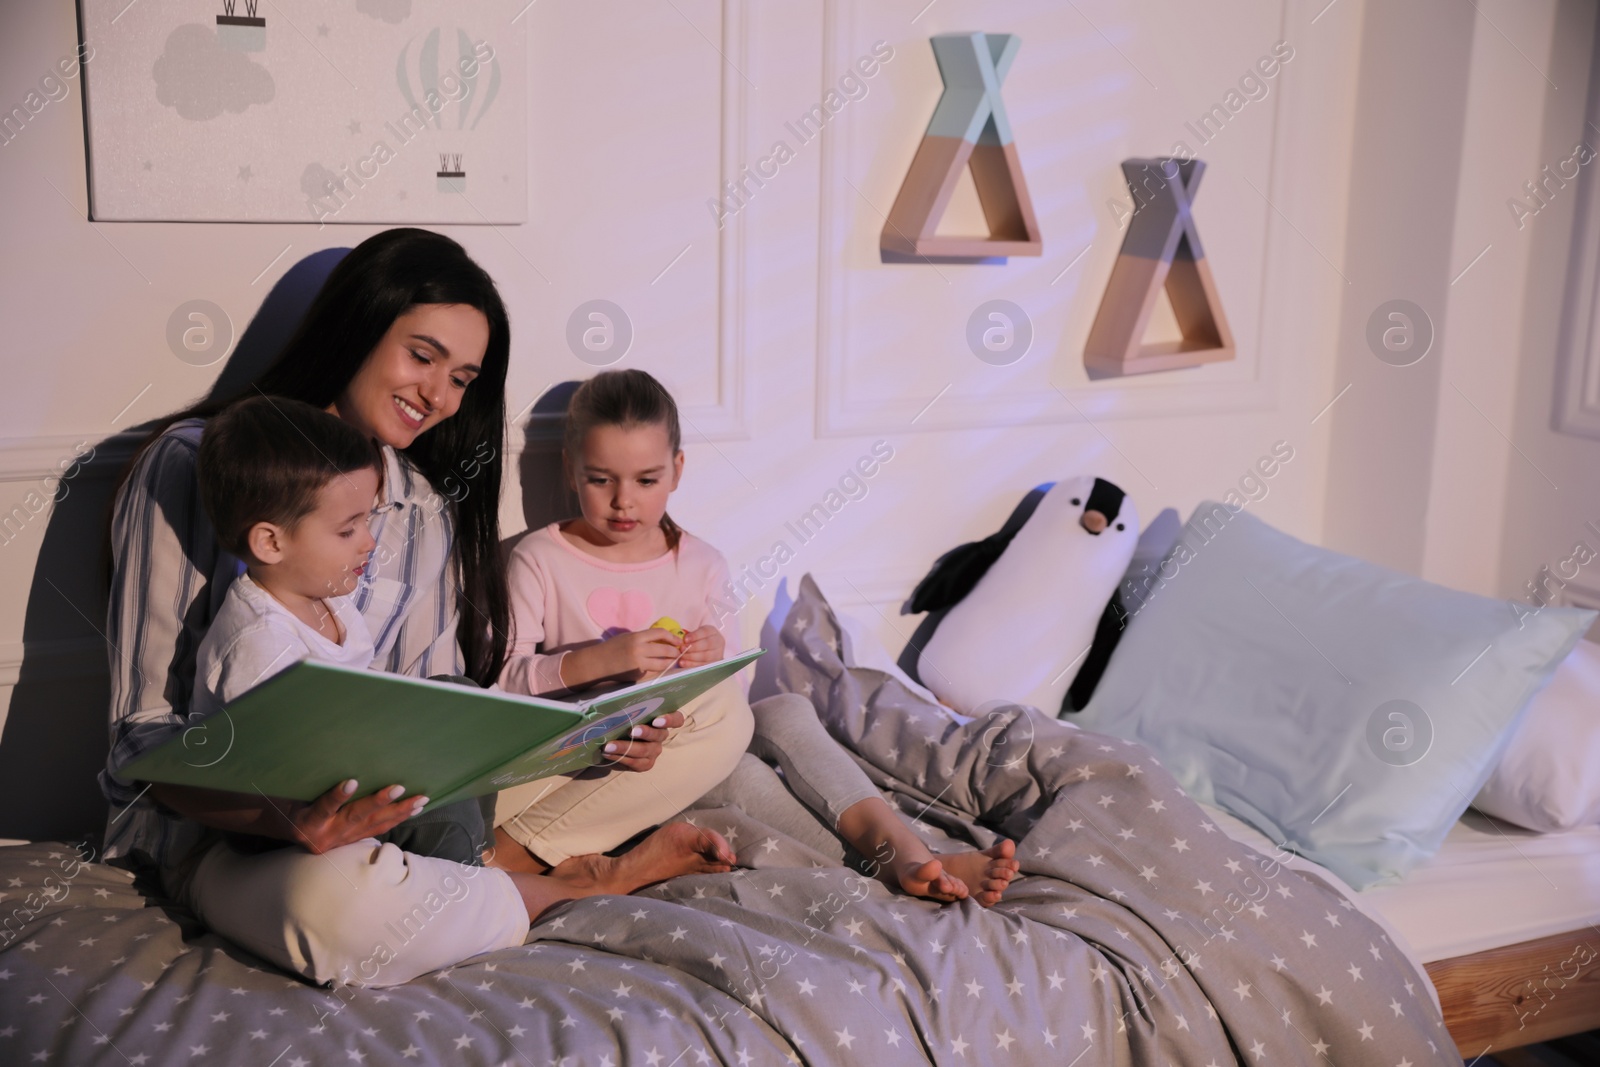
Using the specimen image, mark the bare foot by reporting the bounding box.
[885,856,969,903]
[551,823,736,895]
[936,839,1019,907]
[840,797,976,905]
[506,823,736,924]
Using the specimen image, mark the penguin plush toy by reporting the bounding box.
[901,476,1140,717]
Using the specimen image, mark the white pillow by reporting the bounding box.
[1474,638,1600,832]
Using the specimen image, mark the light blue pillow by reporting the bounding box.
[1078,501,1595,889]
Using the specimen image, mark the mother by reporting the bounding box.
[99,229,734,987]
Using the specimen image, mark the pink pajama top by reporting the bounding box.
[498,521,743,697]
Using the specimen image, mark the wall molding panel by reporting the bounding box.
[812,0,1311,438]
[1553,10,1600,441]
[0,432,142,486]
[526,0,750,446]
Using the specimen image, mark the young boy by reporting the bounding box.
[192,395,489,865]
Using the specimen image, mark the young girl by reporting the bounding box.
[495,370,1019,905]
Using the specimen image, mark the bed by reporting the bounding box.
[3,812,1590,1063]
[1206,803,1600,1057]
[5,522,1596,1067]
[0,582,1462,1066]
[1370,815,1600,1054]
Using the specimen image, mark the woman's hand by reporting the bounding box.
[596,710,686,773]
[289,779,427,855]
[678,625,725,669]
[148,779,424,855]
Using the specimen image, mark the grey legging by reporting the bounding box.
[694,692,881,862]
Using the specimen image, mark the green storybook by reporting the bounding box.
[120,648,765,809]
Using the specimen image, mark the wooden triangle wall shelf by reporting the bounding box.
[1084,157,1234,378]
[880,32,1042,263]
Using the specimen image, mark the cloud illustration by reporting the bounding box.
[152,24,274,121]
[301,163,342,201]
[356,0,412,24]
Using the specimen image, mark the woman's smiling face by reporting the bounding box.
[331,303,490,449]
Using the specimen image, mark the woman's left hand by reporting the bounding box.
[597,710,685,772]
[678,625,725,668]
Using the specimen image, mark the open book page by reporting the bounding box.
[118,663,587,802]
[432,649,765,804]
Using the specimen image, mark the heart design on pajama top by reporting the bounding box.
[587,586,655,637]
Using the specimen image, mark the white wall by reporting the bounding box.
[0,0,1411,842]
[1493,0,1600,627]
[1320,0,1478,574]
[1420,0,1566,596]
[1313,0,1600,622]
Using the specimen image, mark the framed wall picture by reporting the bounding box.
[78,0,526,224]
[1552,12,1600,439]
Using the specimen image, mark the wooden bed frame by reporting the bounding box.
[1429,927,1600,1056]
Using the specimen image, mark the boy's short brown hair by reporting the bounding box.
[198,396,383,557]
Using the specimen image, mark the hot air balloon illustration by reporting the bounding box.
[437,152,465,194]
[395,26,502,195]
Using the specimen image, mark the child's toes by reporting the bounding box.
[978,880,1011,906]
[969,861,1018,906]
[935,871,969,901]
[899,859,963,902]
[983,838,1017,862]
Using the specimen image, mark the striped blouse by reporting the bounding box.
[98,418,465,871]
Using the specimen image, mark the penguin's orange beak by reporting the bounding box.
[1081,510,1108,535]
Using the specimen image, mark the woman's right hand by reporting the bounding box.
[289,779,428,855]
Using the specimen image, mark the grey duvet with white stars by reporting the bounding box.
[0,581,1452,1065]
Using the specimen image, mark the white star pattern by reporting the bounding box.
[0,718,1452,1067]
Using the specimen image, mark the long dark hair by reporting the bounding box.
[562,369,686,553]
[117,228,511,684]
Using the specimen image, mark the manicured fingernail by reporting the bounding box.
[343,780,358,795]
[388,785,406,800]
[631,727,644,738]
[413,797,429,812]
[652,717,667,728]
[603,743,619,754]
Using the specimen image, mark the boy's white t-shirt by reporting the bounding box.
[192,573,376,719]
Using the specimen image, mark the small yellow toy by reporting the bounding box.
[650,616,686,639]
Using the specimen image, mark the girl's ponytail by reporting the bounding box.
[659,511,683,554]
